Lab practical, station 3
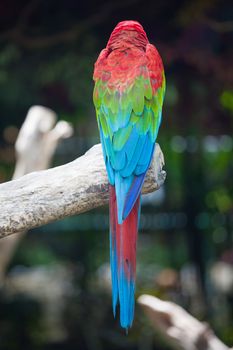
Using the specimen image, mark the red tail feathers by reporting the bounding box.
[109,185,140,328]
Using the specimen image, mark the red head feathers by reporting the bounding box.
[107,20,149,51]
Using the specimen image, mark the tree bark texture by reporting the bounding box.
[0,143,165,238]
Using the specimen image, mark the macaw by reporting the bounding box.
[93,20,165,329]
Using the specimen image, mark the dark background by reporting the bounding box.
[0,0,232,349]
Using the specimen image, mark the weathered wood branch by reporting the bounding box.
[0,106,73,281]
[138,294,230,350]
[13,106,73,177]
[0,144,165,238]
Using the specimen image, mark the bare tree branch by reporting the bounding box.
[0,143,165,238]
[138,294,230,350]
[0,106,73,282]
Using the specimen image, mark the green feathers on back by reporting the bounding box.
[94,70,165,150]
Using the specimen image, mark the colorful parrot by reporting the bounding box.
[93,20,165,329]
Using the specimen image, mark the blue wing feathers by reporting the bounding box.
[114,150,126,171]
[123,125,139,162]
[100,105,160,222]
[120,133,147,177]
[115,172,133,224]
[106,158,115,185]
[100,127,115,185]
[135,143,155,175]
[123,173,145,220]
